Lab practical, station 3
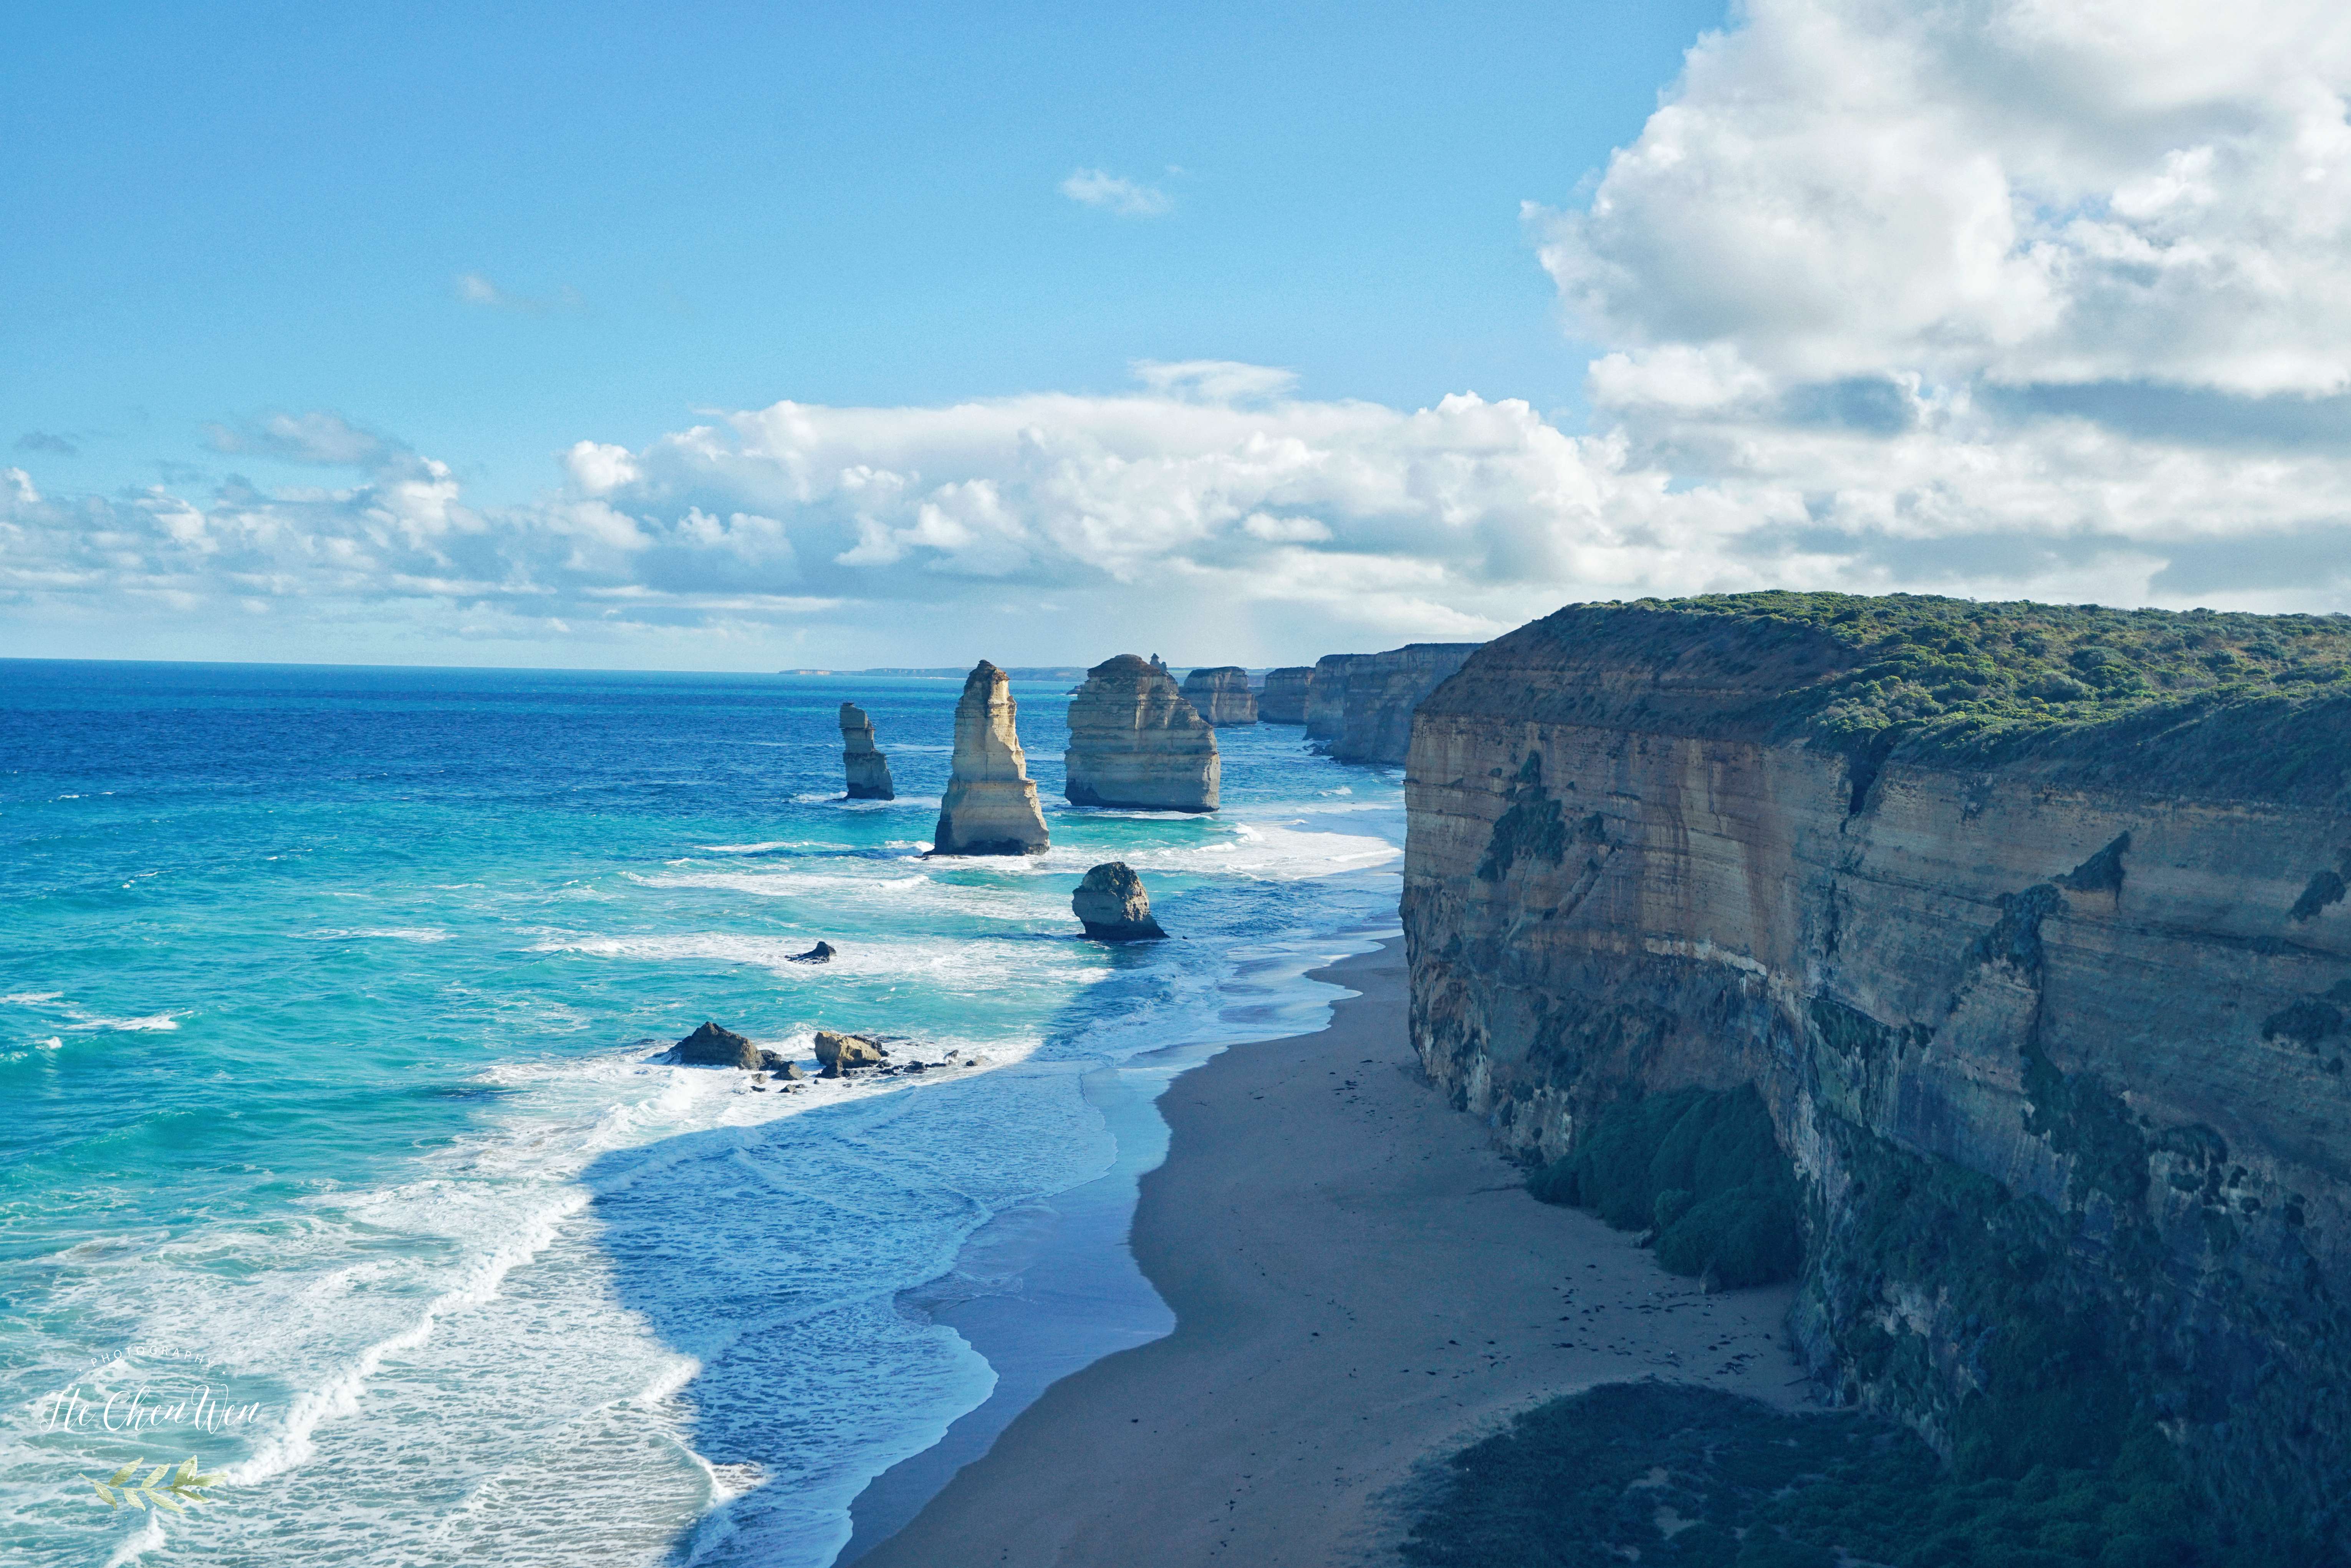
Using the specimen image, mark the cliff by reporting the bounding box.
[1324,642,1483,764]
[1303,654,1361,743]
[1402,593,2351,1553]
[1179,665,1258,726]
[932,661,1050,855]
[1258,666,1313,724]
[839,701,896,799]
[1065,655,1219,812]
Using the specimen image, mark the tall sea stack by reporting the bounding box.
[1257,666,1313,724]
[1303,653,1363,742]
[931,661,1050,855]
[838,702,895,799]
[1065,655,1219,811]
[1404,594,2351,1555]
[1325,642,1482,763]
[1179,666,1257,726]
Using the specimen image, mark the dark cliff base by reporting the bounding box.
[1404,593,2351,1565]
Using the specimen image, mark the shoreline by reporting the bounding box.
[856,937,1814,1567]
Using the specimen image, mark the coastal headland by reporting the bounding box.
[857,939,1807,1567]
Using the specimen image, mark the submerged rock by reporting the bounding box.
[1073,862,1167,941]
[1065,654,1219,812]
[674,1021,761,1069]
[1179,665,1258,726]
[788,940,837,963]
[932,661,1051,855]
[814,1030,887,1076]
[839,703,896,799]
[1257,666,1313,724]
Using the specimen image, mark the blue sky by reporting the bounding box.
[5,1,1715,509]
[6,1,2350,669]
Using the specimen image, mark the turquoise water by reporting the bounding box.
[0,661,1404,1566]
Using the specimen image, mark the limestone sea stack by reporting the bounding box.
[932,661,1051,855]
[1179,665,1257,726]
[1073,862,1166,941]
[1326,642,1482,763]
[1257,666,1313,724]
[1065,655,1219,812]
[839,702,895,799]
[1303,653,1364,743]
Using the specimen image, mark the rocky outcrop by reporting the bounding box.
[674,1021,760,1068]
[1065,655,1219,812]
[815,1030,887,1076]
[1402,595,2351,1552]
[1258,666,1314,724]
[839,703,895,799]
[788,941,836,963]
[1303,654,1363,742]
[1073,862,1167,941]
[1323,643,1482,763]
[932,661,1051,855]
[1180,666,1257,726]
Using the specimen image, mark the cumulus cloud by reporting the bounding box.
[1059,168,1173,217]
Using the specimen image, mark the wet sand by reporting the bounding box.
[858,938,1813,1567]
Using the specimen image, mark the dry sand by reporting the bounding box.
[857,938,1815,1567]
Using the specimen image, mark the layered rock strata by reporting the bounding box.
[1303,654,1363,743]
[1324,642,1482,763]
[1402,595,2351,1551]
[932,661,1051,855]
[1065,655,1219,812]
[1257,666,1314,724]
[1180,665,1258,726]
[839,702,895,799]
[1073,862,1167,941]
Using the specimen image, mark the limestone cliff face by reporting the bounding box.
[1065,655,1219,812]
[1325,643,1483,764]
[1402,600,2351,1543]
[932,661,1050,855]
[1258,667,1313,724]
[839,701,896,799]
[1303,654,1362,742]
[1180,665,1258,726]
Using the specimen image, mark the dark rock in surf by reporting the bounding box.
[1073,862,1167,942]
[788,941,838,963]
[675,1021,761,1069]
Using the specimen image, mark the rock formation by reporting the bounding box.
[1257,666,1313,724]
[1073,862,1167,941]
[932,661,1051,855]
[1179,665,1257,726]
[1321,643,1481,763]
[839,703,895,799]
[815,1029,887,1076]
[1065,655,1219,812]
[787,941,836,963]
[1402,594,2351,1554]
[674,1021,760,1068]
[1302,653,1364,743]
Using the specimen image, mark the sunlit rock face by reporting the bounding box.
[1064,655,1219,812]
[1402,597,2351,1549]
[839,701,896,799]
[1258,667,1313,724]
[1179,665,1257,727]
[932,661,1050,855]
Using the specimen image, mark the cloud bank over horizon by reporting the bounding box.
[8,0,2351,669]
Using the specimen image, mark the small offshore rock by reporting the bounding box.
[1074,862,1167,941]
[788,941,838,964]
[840,702,896,799]
[675,1021,761,1069]
[814,1030,888,1076]
[758,1050,804,1079]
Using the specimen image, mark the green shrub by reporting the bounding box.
[1528,1085,1803,1288]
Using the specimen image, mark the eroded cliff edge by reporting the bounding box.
[1402,593,2351,1552]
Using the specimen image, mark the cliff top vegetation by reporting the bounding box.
[1467,592,2351,806]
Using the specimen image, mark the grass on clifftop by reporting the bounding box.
[1588,592,2351,802]
[1400,1382,2278,1568]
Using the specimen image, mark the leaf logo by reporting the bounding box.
[83,1454,222,1512]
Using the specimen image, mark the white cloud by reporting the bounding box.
[1059,168,1174,217]
[1131,360,1299,403]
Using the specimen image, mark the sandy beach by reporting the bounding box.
[857,938,1815,1567]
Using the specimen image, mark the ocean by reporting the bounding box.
[0,660,1405,1567]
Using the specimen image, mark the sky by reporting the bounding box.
[7,0,2351,670]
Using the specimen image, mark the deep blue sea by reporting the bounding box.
[0,660,1404,1567]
